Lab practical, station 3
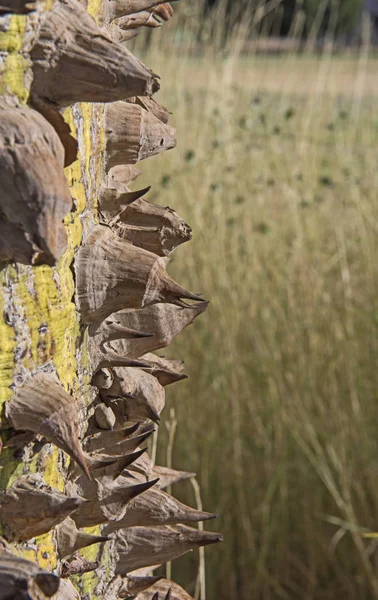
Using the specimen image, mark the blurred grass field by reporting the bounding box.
[133,11,378,600]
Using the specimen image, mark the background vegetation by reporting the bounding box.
[134,2,378,598]
[203,0,364,39]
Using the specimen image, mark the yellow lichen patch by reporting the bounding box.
[63,105,98,218]
[64,212,84,256]
[72,533,105,596]
[65,164,87,217]
[87,0,103,22]
[62,108,89,216]
[20,538,57,573]
[70,175,87,217]
[62,108,87,210]
[0,11,29,100]
[6,441,65,494]
[0,15,26,53]
[64,159,80,188]
[20,447,64,566]
[12,267,78,383]
[0,262,18,506]
[36,533,58,571]
[0,274,16,405]
[0,53,29,101]
[42,447,65,492]
[22,547,40,564]
[83,525,101,538]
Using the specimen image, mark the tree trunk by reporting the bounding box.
[0,2,221,598]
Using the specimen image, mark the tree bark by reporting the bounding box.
[0,1,221,598]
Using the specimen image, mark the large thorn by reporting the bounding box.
[115,11,164,30]
[0,552,60,598]
[53,579,81,600]
[88,447,149,480]
[70,468,159,528]
[142,354,188,387]
[80,446,147,476]
[84,453,121,472]
[127,448,154,478]
[0,96,72,266]
[112,4,174,33]
[0,474,86,542]
[103,487,218,533]
[115,524,223,574]
[56,516,111,559]
[112,447,149,478]
[99,185,151,219]
[91,320,153,342]
[76,225,205,324]
[99,367,165,424]
[100,301,209,359]
[0,0,36,14]
[152,466,196,490]
[84,422,143,452]
[134,578,195,600]
[104,101,176,170]
[61,555,99,578]
[92,346,152,372]
[108,196,192,257]
[118,575,163,598]
[108,164,142,189]
[87,321,152,374]
[85,428,154,456]
[30,0,159,107]
[91,367,115,390]
[106,0,179,21]
[6,373,90,479]
[131,96,171,125]
[112,27,141,43]
[94,404,116,430]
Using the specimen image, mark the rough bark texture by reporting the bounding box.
[0,2,222,598]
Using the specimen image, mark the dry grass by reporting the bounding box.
[134,14,378,600]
